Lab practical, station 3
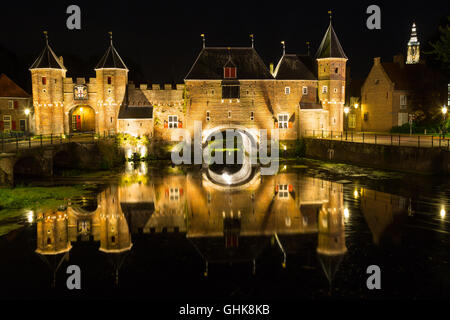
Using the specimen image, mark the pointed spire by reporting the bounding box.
[30,31,66,70]
[250,34,254,48]
[201,33,206,48]
[95,31,128,70]
[408,21,420,46]
[315,15,347,59]
[328,10,332,22]
[306,41,310,56]
[281,41,285,55]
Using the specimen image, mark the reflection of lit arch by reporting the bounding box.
[68,105,96,133]
[202,168,261,191]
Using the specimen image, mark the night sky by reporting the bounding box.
[0,0,448,91]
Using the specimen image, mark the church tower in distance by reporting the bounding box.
[406,22,420,64]
[316,15,348,133]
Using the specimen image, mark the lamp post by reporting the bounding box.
[24,108,30,134]
[344,107,350,140]
[442,105,448,139]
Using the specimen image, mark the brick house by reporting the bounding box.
[0,73,32,133]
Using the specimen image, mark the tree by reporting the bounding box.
[428,16,450,76]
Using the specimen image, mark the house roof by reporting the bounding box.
[381,62,436,90]
[315,22,347,59]
[274,54,316,80]
[30,41,66,70]
[185,47,273,80]
[118,86,153,119]
[0,74,30,98]
[95,40,128,70]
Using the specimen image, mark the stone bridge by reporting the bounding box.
[0,140,121,186]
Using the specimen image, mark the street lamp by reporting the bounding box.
[442,105,447,138]
[344,107,350,140]
[24,108,30,133]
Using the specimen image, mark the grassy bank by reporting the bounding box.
[0,185,92,211]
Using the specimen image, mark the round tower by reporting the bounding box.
[29,31,67,135]
[95,32,128,135]
[316,17,348,133]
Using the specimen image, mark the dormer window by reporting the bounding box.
[224,67,237,78]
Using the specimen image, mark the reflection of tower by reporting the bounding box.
[95,32,128,134]
[30,32,67,135]
[406,22,420,64]
[316,182,346,291]
[223,211,241,248]
[316,17,347,133]
[35,209,71,287]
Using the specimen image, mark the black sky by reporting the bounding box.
[0,0,448,91]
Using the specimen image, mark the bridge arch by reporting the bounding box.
[13,156,43,180]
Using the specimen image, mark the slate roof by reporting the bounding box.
[315,22,347,59]
[274,54,317,80]
[0,74,30,98]
[185,47,273,80]
[30,41,66,70]
[380,62,432,90]
[118,86,153,119]
[95,41,128,70]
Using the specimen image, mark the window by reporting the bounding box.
[334,88,338,93]
[228,111,231,119]
[302,86,308,95]
[278,114,289,129]
[398,112,408,126]
[322,86,327,93]
[19,119,26,131]
[107,76,112,84]
[8,101,13,109]
[211,89,215,95]
[206,111,210,121]
[285,87,290,95]
[42,77,46,85]
[400,95,407,106]
[169,188,180,201]
[224,67,237,78]
[374,79,379,84]
[335,67,339,73]
[168,115,178,128]
[278,185,289,198]
[222,85,240,99]
[364,112,369,121]
[250,111,254,121]
[3,115,11,131]
[348,114,356,128]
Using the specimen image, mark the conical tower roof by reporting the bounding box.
[95,32,128,70]
[30,32,66,70]
[315,22,347,59]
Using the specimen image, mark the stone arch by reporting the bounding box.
[13,156,43,180]
[68,104,96,133]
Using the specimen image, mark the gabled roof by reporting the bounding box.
[274,54,317,80]
[380,62,435,90]
[185,47,273,80]
[315,22,347,59]
[118,86,153,119]
[95,40,128,70]
[30,40,66,70]
[0,74,30,98]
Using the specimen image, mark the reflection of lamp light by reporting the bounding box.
[442,105,448,115]
[354,103,359,109]
[344,208,350,219]
[354,189,359,198]
[222,173,232,185]
[344,107,350,114]
[440,207,446,219]
[27,210,34,223]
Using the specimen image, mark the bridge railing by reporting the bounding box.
[0,131,117,153]
[303,130,450,150]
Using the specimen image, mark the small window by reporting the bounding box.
[168,115,178,128]
[107,76,112,84]
[364,112,369,121]
[278,185,289,198]
[334,88,338,93]
[400,95,407,106]
[285,87,290,95]
[250,111,254,121]
[54,79,57,84]
[322,86,328,93]
[110,117,113,123]
[169,188,180,201]
[42,77,46,85]
[335,68,339,73]
[108,89,112,94]
[206,111,210,121]
[224,67,237,78]
[211,89,215,95]
[8,101,13,109]
[278,114,289,129]
[302,86,308,95]
[374,79,379,84]
[228,111,231,119]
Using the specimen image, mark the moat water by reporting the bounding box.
[0,160,449,300]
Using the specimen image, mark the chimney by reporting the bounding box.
[269,62,274,75]
[374,57,381,65]
[393,53,405,68]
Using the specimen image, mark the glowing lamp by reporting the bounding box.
[24,108,30,116]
